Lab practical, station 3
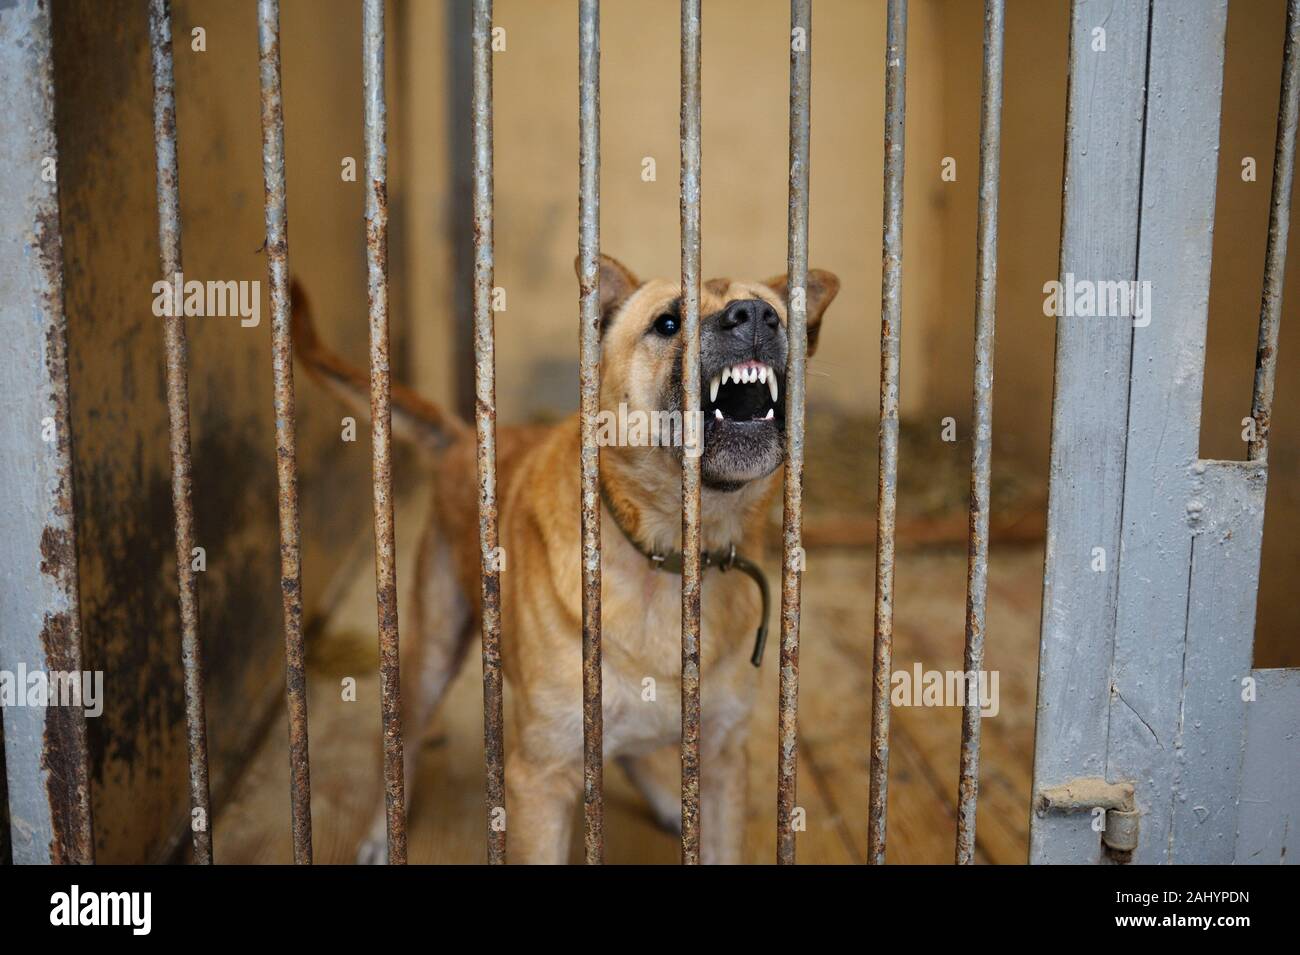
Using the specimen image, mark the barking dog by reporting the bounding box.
[292,255,838,863]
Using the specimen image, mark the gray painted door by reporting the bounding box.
[1031,0,1299,865]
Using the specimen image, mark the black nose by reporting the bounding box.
[718,298,779,331]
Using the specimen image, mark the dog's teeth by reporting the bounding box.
[764,407,775,420]
[709,375,720,403]
[758,366,768,384]
[714,408,724,421]
[721,367,731,386]
[746,366,757,383]
[769,373,779,402]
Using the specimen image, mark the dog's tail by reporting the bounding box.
[290,281,469,453]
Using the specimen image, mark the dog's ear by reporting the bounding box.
[574,253,640,330]
[764,268,840,354]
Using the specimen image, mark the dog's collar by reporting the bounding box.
[598,480,770,667]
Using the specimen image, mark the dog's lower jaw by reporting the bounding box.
[700,428,784,488]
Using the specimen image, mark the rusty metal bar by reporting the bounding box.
[577,0,604,865]
[868,0,906,866]
[0,0,94,865]
[257,0,312,865]
[148,0,213,865]
[361,0,407,865]
[776,0,812,867]
[1249,0,1300,463]
[679,0,703,866]
[471,0,507,866]
[955,0,1004,867]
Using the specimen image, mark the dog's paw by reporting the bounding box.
[355,836,389,865]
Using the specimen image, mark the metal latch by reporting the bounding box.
[1035,778,1139,862]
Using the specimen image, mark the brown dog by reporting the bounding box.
[292,255,838,863]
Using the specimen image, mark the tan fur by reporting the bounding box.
[292,255,837,864]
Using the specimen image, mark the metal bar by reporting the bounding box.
[679,0,703,867]
[0,0,94,865]
[1249,0,1300,463]
[868,0,906,866]
[147,0,213,865]
[577,0,604,866]
[954,0,1003,867]
[470,0,506,866]
[361,0,407,865]
[257,0,312,865]
[776,0,811,867]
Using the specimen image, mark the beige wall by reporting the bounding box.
[405,0,951,423]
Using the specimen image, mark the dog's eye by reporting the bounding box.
[652,313,679,337]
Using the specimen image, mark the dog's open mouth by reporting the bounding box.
[705,359,783,426]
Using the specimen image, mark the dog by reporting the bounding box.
[291,254,838,863]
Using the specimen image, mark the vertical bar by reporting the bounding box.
[148,0,213,865]
[362,0,407,865]
[676,0,707,868]
[868,0,906,866]
[955,0,1003,867]
[1249,0,1300,463]
[257,0,312,865]
[577,0,604,865]
[679,0,703,867]
[0,0,94,865]
[776,0,811,867]
[471,0,506,866]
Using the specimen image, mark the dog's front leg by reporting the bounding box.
[700,729,749,865]
[504,752,581,864]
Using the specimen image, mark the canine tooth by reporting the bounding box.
[769,373,779,402]
[764,408,775,420]
[714,408,724,421]
[722,367,731,386]
[709,375,720,403]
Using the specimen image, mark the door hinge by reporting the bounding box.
[1035,778,1139,863]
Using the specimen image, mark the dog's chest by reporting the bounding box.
[598,564,758,754]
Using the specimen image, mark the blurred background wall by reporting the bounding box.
[41,0,1297,861]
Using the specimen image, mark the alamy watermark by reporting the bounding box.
[891,663,1000,718]
[594,403,702,457]
[1042,272,1151,327]
[0,664,103,717]
[152,272,261,327]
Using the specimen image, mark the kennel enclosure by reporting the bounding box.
[2,0,1299,865]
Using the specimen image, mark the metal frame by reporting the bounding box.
[0,0,94,866]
